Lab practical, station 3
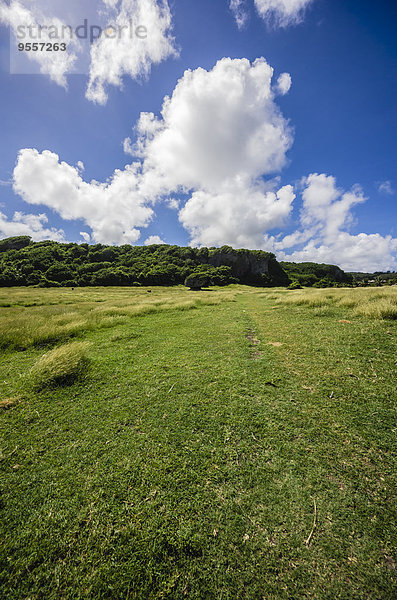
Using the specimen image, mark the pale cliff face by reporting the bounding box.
[207,250,270,278]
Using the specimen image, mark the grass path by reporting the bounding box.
[0,288,396,599]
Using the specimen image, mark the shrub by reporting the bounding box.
[28,341,91,390]
[184,273,210,290]
[37,278,61,288]
[312,278,334,288]
[288,281,302,290]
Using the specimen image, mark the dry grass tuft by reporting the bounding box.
[28,341,92,390]
[0,397,20,410]
[273,287,397,320]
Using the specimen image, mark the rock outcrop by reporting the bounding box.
[206,246,290,286]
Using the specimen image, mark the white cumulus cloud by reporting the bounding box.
[167,198,179,210]
[101,0,120,7]
[123,136,135,155]
[265,174,397,271]
[144,235,165,244]
[86,0,177,104]
[137,57,294,247]
[180,182,295,249]
[0,211,66,242]
[80,231,91,242]
[139,57,293,192]
[13,148,154,245]
[275,72,292,95]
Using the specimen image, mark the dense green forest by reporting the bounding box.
[280,261,352,287]
[347,271,397,285]
[1,235,392,288]
[0,236,289,288]
[280,262,397,287]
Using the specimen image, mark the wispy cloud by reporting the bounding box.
[86,0,178,104]
[0,1,177,103]
[229,0,249,29]
[0,0,79,87]
[378,180,394,195]
[230,0,315,28]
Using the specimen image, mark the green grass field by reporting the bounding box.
[1,285,396,599]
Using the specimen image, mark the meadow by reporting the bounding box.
[0,285,396,599]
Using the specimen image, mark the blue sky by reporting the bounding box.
[0,0,396,271]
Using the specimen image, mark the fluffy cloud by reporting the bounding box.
[275,72,292,95]
[0,0,78,87]
[12,57,294,247]
[80,231,91,242]
[167,198,179,210]
[0,211,66,242]
[123,136,135,156]
[280,233,397,272]
[139,57,293,192]
[13,148,153,245]
[265,174,397,271]
[300,174,366,241]
[144,235,165,244]
[230,0,314,28]
[180,183,295,248]
[139,57,294,247]
[86,0,177,104]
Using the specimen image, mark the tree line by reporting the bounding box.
[0,235,375,288]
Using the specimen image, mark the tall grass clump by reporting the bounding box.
[353,298,397,320]
[0,308,93,350]
[273,286,397,319]
[28,341,92,390]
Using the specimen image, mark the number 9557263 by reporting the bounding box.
[18,43,67,52]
